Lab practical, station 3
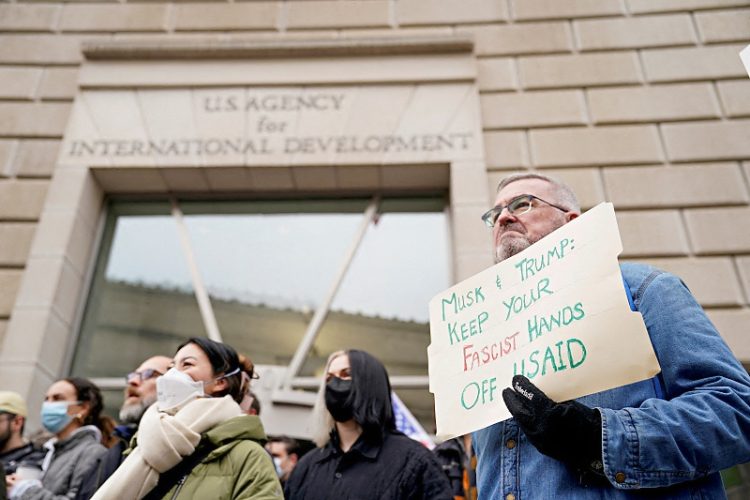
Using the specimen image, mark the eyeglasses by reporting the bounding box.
[481,194,569,228]
[126,368,163,384]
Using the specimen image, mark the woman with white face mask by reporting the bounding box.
[6,378,109,500]
[92,337,282,500]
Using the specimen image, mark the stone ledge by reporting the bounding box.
[82,34,474,60]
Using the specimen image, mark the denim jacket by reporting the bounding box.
[473,263,750,499]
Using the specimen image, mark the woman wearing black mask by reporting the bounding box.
[284,350,451,500]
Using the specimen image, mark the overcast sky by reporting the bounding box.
[105,210,451,323]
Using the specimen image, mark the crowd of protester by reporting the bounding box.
[1,339,460,500]
[5,173,750,499]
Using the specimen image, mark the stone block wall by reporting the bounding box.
[0,0,749,364]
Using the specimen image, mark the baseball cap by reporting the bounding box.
[0,391,28,417]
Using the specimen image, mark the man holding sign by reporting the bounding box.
[461,173,750,499]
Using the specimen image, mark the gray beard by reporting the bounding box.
[494,216,568,263]
[494,235,531,263]
[119,395,156,425]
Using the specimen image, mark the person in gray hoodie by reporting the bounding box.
[6,378,109,500]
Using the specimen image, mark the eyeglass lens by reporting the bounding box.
[126,368,161,383]
[484,195,534,227]
[508,196,533,214]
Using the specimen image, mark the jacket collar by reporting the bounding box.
[41,426,100,472]
[45,425,101,451]
[114,424,137,442]
[0,441,34,460]
[204,414,267,447]
[317,430,383,463]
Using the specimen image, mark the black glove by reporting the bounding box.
[502,375,605,482]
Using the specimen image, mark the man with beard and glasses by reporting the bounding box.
[473,173,750,499]
[76,355,170,499]
[284,350,452,500]
[0,392,44,477]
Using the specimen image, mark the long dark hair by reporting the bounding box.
[176,337,244,403]
[347,349,396,438]
[64,377,115,446]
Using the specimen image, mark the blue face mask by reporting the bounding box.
[41,401,79,434]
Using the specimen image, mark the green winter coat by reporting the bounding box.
[158,415,282,500]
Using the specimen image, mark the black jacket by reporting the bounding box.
[0,442,45,475]
[433,438,465,498]
[284,430,452,500]
[1,461,6,500]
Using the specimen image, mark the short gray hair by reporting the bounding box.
[496,172,581,213]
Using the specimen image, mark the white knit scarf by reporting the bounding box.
[92,395,242,500]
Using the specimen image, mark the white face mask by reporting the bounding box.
[273,457,284,478]
[156,366,242,412]
[156,368,205,412]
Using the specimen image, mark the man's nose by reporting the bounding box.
[495,207,517,226]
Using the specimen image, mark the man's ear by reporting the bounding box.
[566,212,579,223]
[11,415,24,433]
[290,453,299,465]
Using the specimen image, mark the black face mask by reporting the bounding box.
[325,377,354,422]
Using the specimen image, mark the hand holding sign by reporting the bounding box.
[503,375,604,478]
[427,203,661,440]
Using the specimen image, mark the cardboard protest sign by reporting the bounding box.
[741,44,750,78]
[428,202,661,440]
